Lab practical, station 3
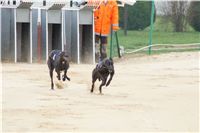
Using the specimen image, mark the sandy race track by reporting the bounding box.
[1,52,199,132]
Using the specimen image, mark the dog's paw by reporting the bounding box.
[62,78,66,81]
[67,77,70,81]
[106,82,110,87]
[57,75,60,79]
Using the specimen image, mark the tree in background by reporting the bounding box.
[119,1,156,34]
[187,1,200,32]
[123,4,128,36]
[170,1,189,32]
[159,1,189,32]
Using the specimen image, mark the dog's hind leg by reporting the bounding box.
[91,76,98,93]
[49,70,54,90]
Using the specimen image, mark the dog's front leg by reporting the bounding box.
[63,70,70,81]
[106,72,114,87]
[99,78,106,94]
[62,70,66,81]
[56,70,61,80]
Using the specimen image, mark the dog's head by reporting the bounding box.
[103,58,114,73]
[60,51,69,63]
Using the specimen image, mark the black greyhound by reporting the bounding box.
[91,58,115,94]
[47,50,70,90]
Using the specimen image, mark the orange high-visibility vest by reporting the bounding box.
[88,0,119,36]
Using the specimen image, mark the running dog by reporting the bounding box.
[91,58,115,94]
[47,50,70,90]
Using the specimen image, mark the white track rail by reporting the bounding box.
[125,43,200,54]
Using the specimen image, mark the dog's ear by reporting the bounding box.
[60,51,69,57]
[109,58,114,64]
[60,51,69,62]
[60,52,65,57]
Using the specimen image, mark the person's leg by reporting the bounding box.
[99,36,108,61]
[97,36,107,68]
[95,35,100,62]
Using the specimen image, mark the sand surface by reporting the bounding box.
[1,52,199,132]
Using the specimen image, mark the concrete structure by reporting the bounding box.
[0,1,33,62]
[16,2,33,62]
[31,3,66,63]
[0,6,15,62]
[63,6,94,64]
[47,3,65,60]
[0,0,16,62]
[0,1,95,64]
[0,0,135,64]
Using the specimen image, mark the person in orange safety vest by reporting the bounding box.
[88,0,120,62]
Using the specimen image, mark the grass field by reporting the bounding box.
[109,30,200,57]
[117,30,200,49]
[109,16,200,53]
